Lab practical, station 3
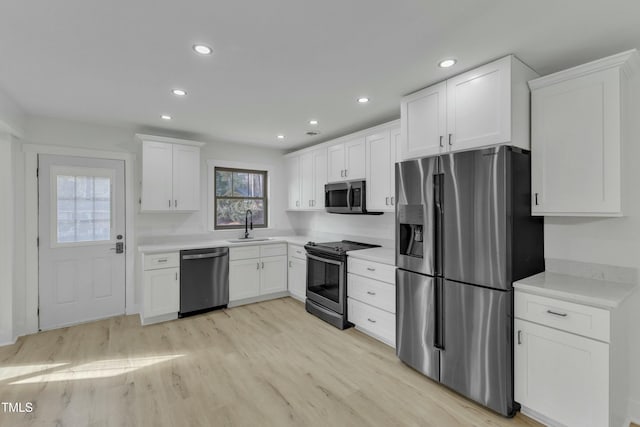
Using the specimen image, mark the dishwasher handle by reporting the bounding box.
[182,251,228,260]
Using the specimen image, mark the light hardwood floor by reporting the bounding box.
[0,298,541,427]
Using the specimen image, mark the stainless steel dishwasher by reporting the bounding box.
[179,247,229,317]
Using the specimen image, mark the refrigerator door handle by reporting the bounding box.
[434,279,445,350]
[433,173,444,276]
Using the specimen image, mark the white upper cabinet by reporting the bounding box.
[366,128,400,211]
[287,155,301,209]
[327,137,365,182]
[401,81,447,159]
[139,136,203,212]
[529,50,638,216]
[400,55,538,161]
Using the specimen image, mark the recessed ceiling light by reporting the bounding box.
[438,58,457,68]
[172,88,187,96]
[357,97,369,103]
[277,135,285,140]
[309,120,319,125]
[193,44,212,55]
[161,115,172,120]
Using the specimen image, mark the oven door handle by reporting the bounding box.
[306,253,344,266]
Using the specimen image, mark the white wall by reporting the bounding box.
[287,210,395,246]
[0,132,15,345]
[0,87,25,136]
[543,70,640,420]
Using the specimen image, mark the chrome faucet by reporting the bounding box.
[244,209,253,239]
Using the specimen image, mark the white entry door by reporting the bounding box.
[38,155,126,330]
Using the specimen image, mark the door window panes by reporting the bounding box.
[56,175,112,243]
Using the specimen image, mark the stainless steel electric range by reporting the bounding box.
[304,240,380,329]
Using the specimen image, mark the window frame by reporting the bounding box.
[213,166,269,230]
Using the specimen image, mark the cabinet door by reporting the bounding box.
[260,255,287,294]
[366,131,392,211]
[287,156,301,209]
[344,137,366,180]
[312,148,327,209]
[300,152,314,209]
[327,144,345,183]
[229,258,261,301]
[172,144,200,211]
[446,56,511,152]
[514,319,609,427]
[400,81,447,160]
[288,256,307,301]
[390,127,401,208]
[144,267,179,317]
[141,141,174,211]
[531,68,621,216]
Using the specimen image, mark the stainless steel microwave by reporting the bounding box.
[324,181,382,215]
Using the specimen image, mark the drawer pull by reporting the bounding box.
[366,267,376,272]
[367,318,376,323]
[517,330,522,345]
[366,291,376,296]
[157,259,168,263]
[547,309,568,318]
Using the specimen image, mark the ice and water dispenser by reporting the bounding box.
[397,205,424,259]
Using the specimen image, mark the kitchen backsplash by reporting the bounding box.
[546,258,639,285]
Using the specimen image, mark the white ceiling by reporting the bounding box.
[1,0,640,149]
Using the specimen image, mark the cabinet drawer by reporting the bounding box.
[347,273,395,313]
[260,243,287,258]
[348,298,395,346]
[515,292,610,342]
[288,244,306,260]
[348,257,395,284]
[229,246,260,261]
[144,252,179,270]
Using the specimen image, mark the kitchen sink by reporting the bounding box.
[226,238,274,243]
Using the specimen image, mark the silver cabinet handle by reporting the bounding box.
[439,135,444,148]
[547,310,567,317]
[175,200,178,208]
[345,169,348,177]
[385,197,389,206]
[517,330,522,345]
[448,133,453,146]
[296,200,300,208]
[309,200,313,207]
[366,291,376,296]
[261,262,264,269]
[367,318,376,323]
[175,272,178,281]
[535,193,539,206]
[296,250,302,255]
[168,200,171,208]
[340,170,344,177]
[391,196,394,205]
[289,261,292,268]
[257,262,260,270]
[366,267,376,272]
[157,258,168,263]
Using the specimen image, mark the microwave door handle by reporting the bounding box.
[347,184,352,211]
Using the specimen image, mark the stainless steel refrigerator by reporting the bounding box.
[395,145,544,417]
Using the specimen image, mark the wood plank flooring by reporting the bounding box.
[0,298,541,427]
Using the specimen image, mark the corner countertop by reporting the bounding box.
[138,235,313,254]
[347,247,395,266]
[514,271,636,309]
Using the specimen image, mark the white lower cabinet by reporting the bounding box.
[287,244,307,301]
[229,244,287,305]
[141,252,180,325]
[514,289,627,427]
[347,256,396,347]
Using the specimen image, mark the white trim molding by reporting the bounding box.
[135,133,206,147]
[21,143,138,338]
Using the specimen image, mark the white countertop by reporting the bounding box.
[138,235,313,254]
[347,247,395,266]
[514,271,636,309]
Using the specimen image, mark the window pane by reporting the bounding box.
[232,172,249,196]
[216,199,265,227]
[56,174,112,244]
[215,170,232,196]
[248,173,264,197]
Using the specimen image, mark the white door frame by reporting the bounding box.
[22,144,137,335]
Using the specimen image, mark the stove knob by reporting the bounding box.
[308,241,316,246]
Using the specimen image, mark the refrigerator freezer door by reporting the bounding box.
[396,157,438,276]
[396,268,440,381]
[441,146,509,290]
[439,280,514,416]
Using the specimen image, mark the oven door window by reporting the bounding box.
[307,256,342,305]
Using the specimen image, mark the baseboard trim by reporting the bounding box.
[521,406,563,427]
[0,336,18,347]
[626,397,640,427]
[228,291,290,308]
